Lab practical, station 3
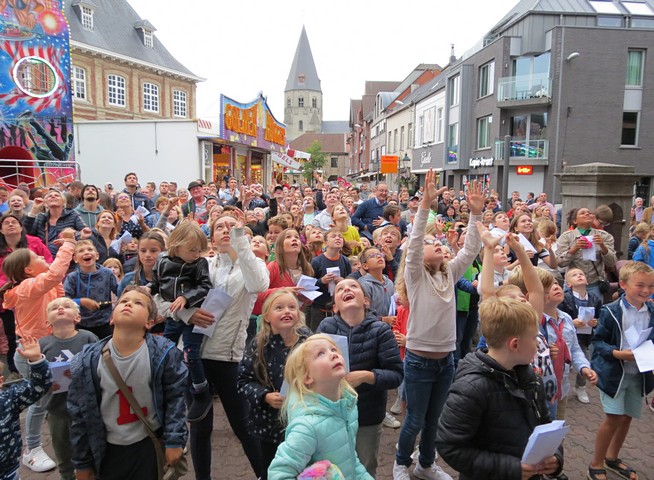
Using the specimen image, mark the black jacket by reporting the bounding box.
[317,312,403,426]
[558,290,602,326]
[149,254,211,307]
[436,350,563,480]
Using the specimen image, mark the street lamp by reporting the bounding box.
[402,153,411,168]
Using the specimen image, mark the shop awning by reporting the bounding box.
[271,152,302,169]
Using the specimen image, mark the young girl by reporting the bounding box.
[307,228,325,259]
[510,213,557,269]
[149,222,213,423]
[267,334,373,480]
[317,279,403,477]
[102,257,124,283]
[237,290,311,478]
[393,170,483,480]
[0,233,76,473]
[332,204,361,256]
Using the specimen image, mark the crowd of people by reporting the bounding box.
[0,170,653,480]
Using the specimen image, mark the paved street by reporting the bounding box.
[20,381,654,479]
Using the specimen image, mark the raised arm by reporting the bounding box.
[506,233,544,319]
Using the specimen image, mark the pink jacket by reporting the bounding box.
[0,235,53,286]
[2,242,73,339]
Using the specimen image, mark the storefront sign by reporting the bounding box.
[516,165,533,175]
[220,93,286,153]
[271,152,301,170]
[420,151,432,166]
[380,155,399,174]
[469,157,494,169]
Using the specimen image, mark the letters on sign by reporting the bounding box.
[516,165,533,175]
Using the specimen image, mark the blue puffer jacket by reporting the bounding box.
[67,335,188,473]
[267,390,373,479]
[317,311,403,426]
[591,297,654,398]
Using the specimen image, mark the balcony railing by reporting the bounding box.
[494,139,549,160]
[497,74,551,102]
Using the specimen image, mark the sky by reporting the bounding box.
[127,0,520,122]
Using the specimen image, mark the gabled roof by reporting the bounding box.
[65,0,202,81]
[285,26,321,92]
[321,121,349,134]
[289,133,347,154]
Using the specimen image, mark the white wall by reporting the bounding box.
[74,120,202,187]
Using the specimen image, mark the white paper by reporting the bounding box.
[50,361,72,393]
[625,325,653,349]
[192,288,234,336]
[297,275,319,291]
[135,205,150,217]
[298,289,322,301]
[326,266,340,296]
[518,233,537,253]
[325,334,350,373]
[110,231,133,252]
[632,340,654,372]
[388,295,397,316]
[581,236,597,261]
[576,306,595,334]
[521,420,569,464]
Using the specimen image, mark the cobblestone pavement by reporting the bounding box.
[20,382,654,479]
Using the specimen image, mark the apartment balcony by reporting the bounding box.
[494,139,549,161]
[497,74,552,107]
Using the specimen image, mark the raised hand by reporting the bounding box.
[17,335,42,362]
[420,169,447,208]
[465,180,486,215]
[476,221,502,249]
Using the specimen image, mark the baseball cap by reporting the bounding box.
[188,180,203,190]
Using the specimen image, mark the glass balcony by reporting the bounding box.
[497,74,551,103]
[494,139,549,160]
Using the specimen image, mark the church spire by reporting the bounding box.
[285,26,321,93]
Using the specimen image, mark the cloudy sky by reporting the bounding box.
[127,0,520,122]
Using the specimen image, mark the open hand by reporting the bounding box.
[420,169,447,208]
[476,221,502,249]
[17,335,42,362]
[169,296,187,313]
[465,179,486,215]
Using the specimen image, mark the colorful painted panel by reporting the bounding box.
[0,0,75,187]
[220,93,286,153]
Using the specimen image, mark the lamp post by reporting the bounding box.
[398,153,413,193]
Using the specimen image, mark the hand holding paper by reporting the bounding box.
[192,288,233,336]
[581,236,597,261]
[521,420,568,465]
[625,325,654,372]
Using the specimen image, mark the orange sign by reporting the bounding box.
[380,155,399,174]
[516,165,533,175]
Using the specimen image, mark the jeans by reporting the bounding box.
[455,308,479,366]
[14,342,46,450]
[189,360,262,480]
[356,422,383,478]
[396,350,455,468]
[164,319,206,387]
[47,410,75,480]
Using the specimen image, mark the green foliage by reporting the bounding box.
[302,141,326,184]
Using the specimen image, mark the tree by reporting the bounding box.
[302,140,326,185]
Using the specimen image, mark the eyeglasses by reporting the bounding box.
[424,239,442,246]
[365,253,384,259]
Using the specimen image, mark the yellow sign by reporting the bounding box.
[380,155,399,174]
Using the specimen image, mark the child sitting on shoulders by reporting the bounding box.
[267,334,373,480]
[357,247,394,320]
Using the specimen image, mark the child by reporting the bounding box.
[252,235,270,262]
[558,268,602,404]
[103,258,124,284]
[307,228,325,259]
[309,229,351,331]
[118,230,167,297]
[377,225,402,281]
[68,286,188,480]
[435,297,563,479]
[393,171,483,480]
[64,240,118,340]
[317,279,403,476]
[148,222,213,423]
[588,261,654,480]
[40,298,98,480]
[0,336,52,480]
[1,234,76,472]
[237,290,312,478]
[267,334,373,480]
[357,247,395,320]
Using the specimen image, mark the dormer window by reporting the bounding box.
[143,30,153,49]
[134,19,157,49]
[298,74,305,84]
[81,5,93,30]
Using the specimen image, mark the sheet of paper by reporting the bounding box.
[521,420,569,465]
[581,236,597,261]
[297,275,319,291]
[135,205,150,217]
[518,233,537,253]
[49,361,72,393]
[192,288,234,337]
[110,231,133,252]
[325,334,350,373]
[576,306,595,334]
[326,266,340,296]
[633,340,654,372]
[298,289,322,301]
[625,326,653,349]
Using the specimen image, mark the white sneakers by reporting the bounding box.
[413,462,453,480]
[390,396,403,415]
[22,446,56,472]
[576,386,590,404]
[393,461,411,480]
[383,412,401,428]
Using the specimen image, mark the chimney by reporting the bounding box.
[449,44,457,64]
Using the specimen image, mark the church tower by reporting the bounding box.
[284,26,322,141]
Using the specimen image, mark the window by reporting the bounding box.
[173,90,187,117]
[331,157,338,168]
[312,97,317,108]
[626,49,645,86]
[631,17,654,28]
[598,15,623,27]
[393,129,398,152]
[81,5,93,30]
[623,2,654,16]
[143,82,159,113]
[388,132,393,151]
[286,97,291,107]
[143,30,153,49]
[436,108,444,142]
[621,112,639,145]
[400,126,405,150]
[418,115,424,145]
[72,66,86,100]
[407,123,413,148]
[448,75,460,106]
[589,1,621,14]
[477,116,492,149]
[298,97,304,107]
[107,74,126,106]
[479,62,495,98]
[299,120,303,131]
[448,123,459,162]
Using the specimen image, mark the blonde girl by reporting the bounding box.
[237,289,311,478]
[268,334,373,480]
[102,258,124,283]
[510,213,557,269]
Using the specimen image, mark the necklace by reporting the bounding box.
[428,268,453,301]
